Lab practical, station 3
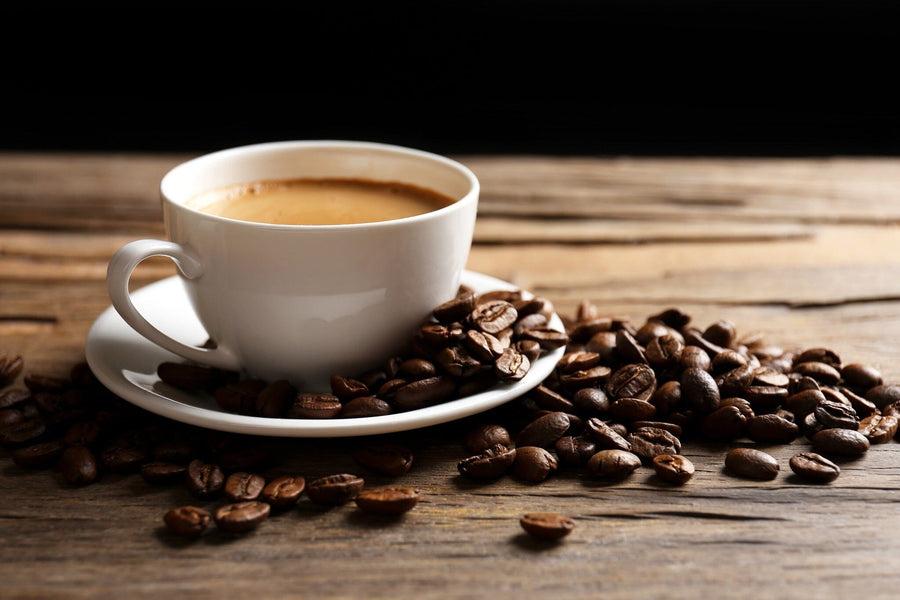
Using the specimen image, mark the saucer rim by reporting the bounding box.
[85,270,565,438]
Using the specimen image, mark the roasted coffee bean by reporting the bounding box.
[437,346,484,378]
[811,428,870,456]
[393,376,456,411]
[0,388,30,409]
[465,424,511,454]
[571,387,609,415]
[711,350,749,375]
[554,436,597,467]
[306,474,365,505]
[634,320,671,346]
[468,300,518,334]
[814,398,859,430]
[884,400,900,418]
[397,358,438,380]
[627,427,681,462]
[652,454,695,484]
[680,346,711,371]
[224,472,266,502]
[614,329,647,365]
[793,348,841,369]
[185,459,225,499]
[793,361,842,386]
[419,323,461,348]
[520,512,575,540]
[340,396,392,418]
[59,445,99,485]
[151,438,198,464]
[514,295,552,318]
[839,387,878,419]
[632,421,683,438]
[648,307,691,330]
[516,411,570,448]
[157,361,223,391]
[865,384,900,410]
[650,381,682,414]
[11,439,64,469]
[684,328,726,357]
[352,444,414,477]
[433,290,476,323]
[457,444,517,479]
[645,334,684,370]
[465,330,505,362]
[556,351,602,374]
[63,421,103,448]
[586,449,641,479]
[703,320,737,348]
[746,414,799,444]
[753,367,790,388]
[801,411,825,439]
[376,378,408,400]
[858,414,899,444]
[214,501,271,533]
[141,461,188,485]
[214,379,266,414]
[700,405,748,442]
[585,331,617,362]
[251,379,295,418]
[287,393,343,419]
[789,452,841,483]
[532,386,576,413]
[841,363,883,390]
[514,340,543,363]
[784,389,826,417]
[719,396,755,419]
[23,373,68,394]
[681,367,720,414]
[558,365,612,391]
[584,418,632,451]
[742,385,789,412]
[494,347,531,381]
[512,446,558,483]
[164,506,211,538]
[261,475,306,510]
[514,313,549,338]
[100,440,148,474]
[607,364,656,402]
[0,354,24,387]
[354,487,421,515]
[724,448,779,480]
[609,397,656,422]
[519,327,569,350]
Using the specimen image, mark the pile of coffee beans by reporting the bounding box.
[155,286,568,419]
[2,293,900,543]
[454,300,898,495]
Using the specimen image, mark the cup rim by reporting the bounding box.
[159,140,480,230]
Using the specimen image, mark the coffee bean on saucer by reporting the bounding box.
[288,394,343,419]
[519,513,575,540]
[340,396,392,418]
[354,487,420,515]
[164,506,211,538]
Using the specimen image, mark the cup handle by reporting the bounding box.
[106,239,241,371]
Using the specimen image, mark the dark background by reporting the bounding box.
[3,1,897,157]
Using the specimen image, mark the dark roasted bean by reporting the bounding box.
[185,459,225,499]
[393,376,456,411]
[253,379,295,417]
[516,411,570,448]
[59,445,99,485]
[680,346,711,371]
[352,444,414,477]
[468,300,518,334]
[632,421,683,438]
[554,436,597,467]
[614,329,647,365]
[700,405,748,442]
[607,364,656,401]
[811,428,870,456]
[703,320,736,348]
[627,427,681,462]
[494,347,531,381]
[465,424,511,454]
[465,330,505,362]
[814,398,859,430]
[512,446,558,483]
[261,475,306,510]
[224,472,266,502]
[858,414,899,444]
[354,487,421,515]
[0,388,30,409]
[840,363,883,390]
[645,334,684,370]
[793,361,842,386]
[532,385,576,413]
[789,452,841,483]
[214,379,266,414]
[214,501,270,533]
[140,461,188,485]
[164,506,211,538]
[11,439,64,469]
[571,387,610,415]
[650,381,682,414]
[784,389,826,417]
[865,384,900,410]
[793,348,841,369]
[457,444,516,479]
[340,396,392,418]
[520,512,575,540]
[288,393,343,419]
[609,397,656,422]
[306,474,365,505]
[433,290,476,323]
[586,449,641,479]
[724,448,779,480]
[584,418,632,451]
[681,367,720,414]
[519,327,569,350]
[157,361,224,391]
[0,354,24,387]
[652,454,695,484]
[746,414,799,444]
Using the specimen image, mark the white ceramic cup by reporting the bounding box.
[107,140,479,391]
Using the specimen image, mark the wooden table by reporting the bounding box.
[2,153,900,599]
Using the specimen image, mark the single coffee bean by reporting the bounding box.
[680,345,711,371]
[465,424,511,454]
[224,472,266,502]
[793,347,842,368]
[0,388,30,411]
[681,367,720,414]
[556,350,601,374]
[700,405,748,442]
[650,380,682,414]
[397,358,438,380]
[813,399,860,430]
[152,438,198,464]
[494,347,531,381]
[626,427,681,462]
[571,387,609,415]
[518,326,569,350]
[457,444,517,479]
[140,461,188,485]
[702,319,737,348]
[715,364,756,397]
[465,330,506,363]
[214,501,271,533]
[520,512,575,540]
[63,421,103,448]
[532,386,576,413]
[512,446,558,483]
[609,397,657,422]
[340,396,392,418]
[858,413,899,444]
[468,300,518,334]
[11,439,64,469]
[100,441,148,474]
[516,411,570,449]
[614,329,647,365]
[584,418,632,451]
[59,445,99,485]
[185,459,225,499]
[352,444,414,477]
[793,361,842,386]
[746,414,799,444]
[330,375,370,401]
[306,474,365,505]
[841,363,883,390]
[607,364,656,401]
[652,454,695,484]
[437,346,483,378]
[433,290,476,323]
[0,418,47,448]
[839,387,878,419]
[784,389,826,417]
[157,361,223,391]
[214,379,266,414]
[164,506,211,538]
[558,365,612,391]
[632,421,683,438]
[288,393,343,419]
[554,436,597,467]
[354,487,421,515]
[724,448,779,480]
[261,475,306,510]
[645,334,684,370]
[865,384,900,410]
[514,340,543,363]
[789,452,841,483]
[753,367,790,388]
[586,449,641,479]
[0,354,24,387]
[811,428,870,456]
[742,385,789,412]
[393,376,456,411]
[254,379,295,418]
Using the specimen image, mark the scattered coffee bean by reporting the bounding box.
[214,501,271,533]
[652,454,694,484]
[515,411,570,449]
[811,428,870,456]
[465,424,511,454]
[224,472,266,502]
[306,474,365,505]
[724,448,779,480]
[185,459,225,499]
[512,446,558,483]
[519,512,575,540]
[164,506,211,538]
[858,414,899,444]
[260,475,306,510]
[354,487,420,515]
[141,461,188,485]
[458,444,517,480]
[586,449,641,479]
[352,444,414,477]
[789,452,841,483]
[59,445,99,485]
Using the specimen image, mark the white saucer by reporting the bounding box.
[85,270,565,438]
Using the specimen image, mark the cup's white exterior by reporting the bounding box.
[108,141,479,391]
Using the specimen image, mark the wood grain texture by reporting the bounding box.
[2,153,900,599]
